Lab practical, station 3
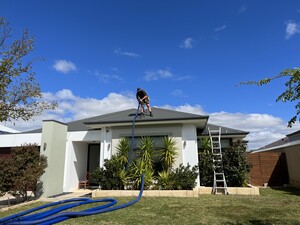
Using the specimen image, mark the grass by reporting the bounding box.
[1,188,300,225]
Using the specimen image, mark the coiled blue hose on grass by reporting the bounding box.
[0,104,143,225]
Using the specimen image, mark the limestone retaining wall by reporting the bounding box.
[92,186,259,198]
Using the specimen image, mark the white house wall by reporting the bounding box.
[63,130,101,192]
[40,121,67,197]
[181,124,200,186]
[0,133,41,147]
[181,124,198,166]
[100,128,112,167]
[64,141,89,192]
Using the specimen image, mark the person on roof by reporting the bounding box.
[136,88,153,117]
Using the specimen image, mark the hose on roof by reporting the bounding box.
[0,104,144,225]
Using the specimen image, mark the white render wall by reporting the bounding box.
[0,133,41,147]
[63,130,101,192]
[40,121,67,197]
[181,124,200,186]
[100,128,112,167]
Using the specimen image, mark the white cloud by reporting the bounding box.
[53,60,77,74]
[206,111,300,150]
[144,69,173,81]
[2,91,298,151]
[214,25,227,32]
[161,105,300,150]
[180,37,195,49]
[171,89,187,97]
[238,5,247,13]
[87,70,123,83]
[114,48,140,58]
[171,89,184,96]
[95,72,123,83]
[173,75,194,81]
[161,104,206,115]
[285,21,300,39]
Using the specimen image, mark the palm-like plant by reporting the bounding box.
[129,159,154,189]
[116,138,131,168]
[157,171,174,190]
[199,137,211,154]
[139,136,154,170]
[161,136,177,172]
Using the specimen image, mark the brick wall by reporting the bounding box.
[247,152,289,186]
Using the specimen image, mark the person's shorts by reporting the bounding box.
[141,97,150,104]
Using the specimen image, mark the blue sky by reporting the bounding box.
[1,0,300,149]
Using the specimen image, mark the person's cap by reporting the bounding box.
[137,87,141,91]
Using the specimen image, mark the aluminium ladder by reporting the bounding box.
[208,127,228,195]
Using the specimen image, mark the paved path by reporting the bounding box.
[0,189,93,211]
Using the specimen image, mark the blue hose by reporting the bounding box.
[127,103,140,170]
[0,104,144,225]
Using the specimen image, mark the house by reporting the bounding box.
[248,130,300,188]
[0,107,249,197]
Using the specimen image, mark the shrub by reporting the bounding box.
[199,140,252,187]
[222,140,252,187]
[198,151,214,186]
[172,164,199,190]
[0,144,47,201]
[90,155,124,190]
[198,137,214,186]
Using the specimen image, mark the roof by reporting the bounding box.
[198,123,249,136]
[252,129,300,153]
[20,107,248,137]
[0,130,11,135]
[22,107,209,133]
[84,107,209,129]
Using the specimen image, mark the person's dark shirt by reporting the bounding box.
[136,89,148,100]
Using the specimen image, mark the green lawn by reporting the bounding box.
[1,188,300,225]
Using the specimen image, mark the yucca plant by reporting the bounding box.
[199,137,211,155]
[157,171,174,190]
[116,138,131,168]
[161,137,177,172]
[139,136,154,170]
[129,159,154,189]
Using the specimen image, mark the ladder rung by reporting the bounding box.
[209,129,220,133]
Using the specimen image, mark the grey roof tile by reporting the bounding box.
[21,107,248,136]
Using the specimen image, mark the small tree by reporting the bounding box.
[0,144,47,201]
[222,140,252,187]
[0,17,57,122]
